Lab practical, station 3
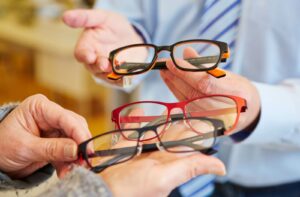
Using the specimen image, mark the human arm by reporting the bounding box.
[0,94,91,190]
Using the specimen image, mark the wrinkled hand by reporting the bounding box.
[0,94,91,178]
[63,9,144,85]
[160,49,261,133]
[100,146,225,197]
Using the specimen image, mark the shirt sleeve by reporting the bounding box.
[41,167,112,197]
[240,79,300,149]
[0,164,54,190]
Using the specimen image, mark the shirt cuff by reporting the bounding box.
[0,103,18,122]
[42,166,112,197]
[92,75,146,93]
[0,164,54,190]
[241,82,298,145]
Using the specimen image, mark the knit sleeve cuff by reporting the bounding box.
[42,166,113,197]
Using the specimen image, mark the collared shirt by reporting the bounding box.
[95,0,300,187]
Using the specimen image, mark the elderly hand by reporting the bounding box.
[0,94,91,178]
[160,50,260,133]
[63,9,144,86]
[101,151,225,197]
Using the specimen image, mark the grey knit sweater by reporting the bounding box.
[0,104,113,197]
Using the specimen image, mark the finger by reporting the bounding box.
[183,47,199,59]
[63,9,109,28]
[160,69,207,100]
[160,154,226,192]
[52,162,73,179]
[29,94,91,144]
[75,46,97,65]
[165,59,216,94]
[160,70,188,101]
[31,137,78,162]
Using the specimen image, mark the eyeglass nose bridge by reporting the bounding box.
[156,45,172,53]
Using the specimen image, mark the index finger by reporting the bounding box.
[29,95,92,144]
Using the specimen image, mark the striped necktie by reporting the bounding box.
[177,1,242,197]
[199,0,241,69]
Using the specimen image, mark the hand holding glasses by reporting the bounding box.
[107,39,230,81]
[78,95,247,173]
[112,95,247,137]
[78,116,225,173]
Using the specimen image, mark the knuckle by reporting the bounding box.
[44,141,58,160]
[74,48,83,62]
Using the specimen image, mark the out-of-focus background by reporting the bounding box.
[0,0,134,136]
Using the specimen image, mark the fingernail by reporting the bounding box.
[64,144,77,159]
[209,165,226,176]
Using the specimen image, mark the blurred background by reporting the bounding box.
[0,0,133,136]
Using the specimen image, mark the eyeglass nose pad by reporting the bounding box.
[165,122,171,130]
[156,141,165,151]
[136,144,143,156]
[183,118,191,128]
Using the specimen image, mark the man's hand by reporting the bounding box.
[0,94,91,178]
[160,51,261,134]
[63,9,144,85]
[101,146,225,197]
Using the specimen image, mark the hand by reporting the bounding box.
[100,147,225,197]
[96,109,225,197]
[0,94,91,178]
[160,49,261,134]
[63,9,144,86]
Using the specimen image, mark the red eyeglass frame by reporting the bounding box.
[111,94,247,141]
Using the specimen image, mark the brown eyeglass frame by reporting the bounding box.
[107,39,230,80]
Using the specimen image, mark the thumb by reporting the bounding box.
[63,9,109,28]
[31,137,78,162]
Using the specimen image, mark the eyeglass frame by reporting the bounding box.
[78,116,225,173]
[107,39,230,80]
[112,94,247,141]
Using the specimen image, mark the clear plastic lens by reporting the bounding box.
[173,42,221,70]
[185,96,237,133]
[118,103,168,140]
[87,130,139,168]
[113,46,155,74]
[158,118,216,152]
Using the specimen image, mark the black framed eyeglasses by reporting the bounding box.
[107,39,229,80]
[78,117,225,173]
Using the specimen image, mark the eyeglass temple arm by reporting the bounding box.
[89,117,225,158]
[91,153,132,173]
[119,107,236,124]
[118,56,226,78]
[119,55,220,70]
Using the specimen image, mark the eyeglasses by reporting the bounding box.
[78,117,225,173]
[112,95,247,141]
[107,39,230,80]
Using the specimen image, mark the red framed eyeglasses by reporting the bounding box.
[112,95,247,141]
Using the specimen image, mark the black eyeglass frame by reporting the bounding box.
[108,39,229,77]
[78,117,225,173]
